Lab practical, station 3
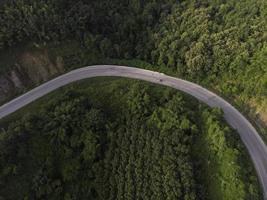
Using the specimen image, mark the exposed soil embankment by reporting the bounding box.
[0,49,64,103]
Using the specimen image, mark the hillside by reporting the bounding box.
[0,78,260,199]
[0,1,266,199]
[0,0,266,134]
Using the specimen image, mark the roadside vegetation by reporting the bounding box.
[0,78,260,199]
[0,0,265,199]
[0,0,266,135]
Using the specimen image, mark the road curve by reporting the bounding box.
[0,65,266,198]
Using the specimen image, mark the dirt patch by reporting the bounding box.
[248,98,267,128]
[0,46,66,103]
[0,75,13,101]
[19,50,64,84]
[10,69,23,88]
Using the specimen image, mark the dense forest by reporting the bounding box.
[0,79,260,199]
[0,0,266,132]
[0,0,265,199]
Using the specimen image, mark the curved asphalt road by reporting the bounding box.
[0,65,266,199]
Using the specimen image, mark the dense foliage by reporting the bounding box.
[0,79,260,199]
[0,0,265,199]
[0,0,266,128]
